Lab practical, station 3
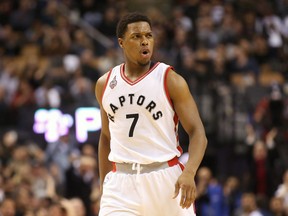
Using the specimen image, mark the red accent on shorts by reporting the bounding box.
[168,156,185,170]
[168,156,179,166]
[112,162,116,172]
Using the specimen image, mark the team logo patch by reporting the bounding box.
[109,76,117,89]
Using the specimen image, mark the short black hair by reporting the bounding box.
[116,12,152,38]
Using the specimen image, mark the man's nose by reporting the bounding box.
[141,37,148,46]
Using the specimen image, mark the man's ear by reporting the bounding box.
[118,38,123,48]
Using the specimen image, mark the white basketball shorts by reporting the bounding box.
[99,164,196,216]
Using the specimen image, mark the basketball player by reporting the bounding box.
[95,12,207,216]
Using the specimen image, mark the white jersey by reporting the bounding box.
[102,62,182,164]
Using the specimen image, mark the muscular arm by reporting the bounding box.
[95,73,112,193]
[167,69,207,208]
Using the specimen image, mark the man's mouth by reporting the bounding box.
[141,49,150,57]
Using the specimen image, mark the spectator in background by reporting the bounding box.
[9,0,35,32]
[0,60,20,105]
[79,48,102,82]
[90,189,101,216]
[196,2,220,48]
[172,6,193,32]
[9,79,36,130]
[97,7,118,41]
[211,43,230,84]
[70,30,94,56]
[0,0,13,25]
[69,76,97,107]
[47,200,69,216]
[253,84,288,131]
[47,162,65,196]
[223,176,242,215]
[251,34,271,66]
[0,24,22,56]
[10,79,35,109]
[45,133,80,188]
[241,10,262,40]
[275,169,288,211]
[228,45,259,88]
[0,86,10,129]
[234,192,265,216]
[195,166,228,216]
[0,197,16,216]
[0,175,4,203]
[269,196,286,216]
[260,2,287,60]
[76,0,102,27]
[65,156,97,216]
[70,198,86,216]
[34,78,62,108]
[13,184,34,216]
[30,160,56,200]
[246,140,278,199]
[253,83,288,168]
[80,143,97,158]
[170,26,191,71]
[0,130,18,168]
[96,47,123,76]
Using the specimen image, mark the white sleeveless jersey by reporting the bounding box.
[102,62,182,164]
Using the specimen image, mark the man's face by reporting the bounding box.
[119,21,154,66]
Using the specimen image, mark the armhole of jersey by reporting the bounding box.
[164,66,180,148]
[164,66,174,109]
[100,69,113,103]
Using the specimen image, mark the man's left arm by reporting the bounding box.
[167,69,208,209]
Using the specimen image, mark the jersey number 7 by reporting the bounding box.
[126,113,139,137]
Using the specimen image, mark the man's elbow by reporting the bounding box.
[202,136,208,150]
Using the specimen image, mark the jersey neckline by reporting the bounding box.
[120,62,160,85]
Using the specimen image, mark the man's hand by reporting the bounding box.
[173,170,196,209]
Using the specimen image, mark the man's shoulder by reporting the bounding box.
[153,62,175,73]
[97,63,120,82]
[97,73,109,85]
[157,61,171,68]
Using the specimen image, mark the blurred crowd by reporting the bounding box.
[0,0,288,215]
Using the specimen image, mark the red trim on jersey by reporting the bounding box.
[173,114,178,130]
[120,62,160,85]
[101,69,113,102]
[174,113,179,142]
[166,69,181,155]
[177,145,183,155]
[163,67,174,108]
[193,203,196,214]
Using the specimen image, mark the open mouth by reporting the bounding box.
[141,49,150,57]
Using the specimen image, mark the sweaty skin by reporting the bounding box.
[95,20,207,209]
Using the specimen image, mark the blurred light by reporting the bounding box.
[33,107,101,143]
[75,107,101,142]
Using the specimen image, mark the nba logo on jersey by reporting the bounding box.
[109,76,117,89]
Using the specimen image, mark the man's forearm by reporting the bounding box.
[98,137,112,190]
[184,132,207,176]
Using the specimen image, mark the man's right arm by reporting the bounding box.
[95,73,112,194]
